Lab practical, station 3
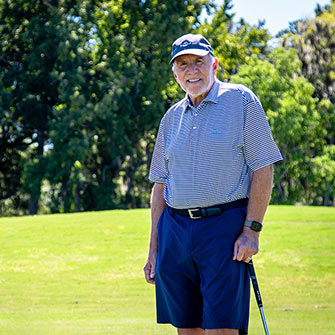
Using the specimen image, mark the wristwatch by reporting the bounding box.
[244,220,263,232]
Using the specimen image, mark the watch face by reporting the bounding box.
[253,222,262,231]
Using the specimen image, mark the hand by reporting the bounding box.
[233,227,259,263]
[144,249,157,284]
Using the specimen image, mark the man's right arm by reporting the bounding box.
[144,183,166,284]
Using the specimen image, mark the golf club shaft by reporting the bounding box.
[259,306,270,335]
[248,260,270,335]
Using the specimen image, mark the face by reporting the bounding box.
[173,53,218,106]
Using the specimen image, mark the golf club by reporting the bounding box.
[248,260,270,335]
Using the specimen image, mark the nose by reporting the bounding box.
[187,62,198,73]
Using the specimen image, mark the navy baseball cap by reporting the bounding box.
[170,34,214,64]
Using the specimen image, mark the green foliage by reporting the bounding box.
[275,3,335,205]
[296,17,335,104]
[1,0,334,214]
[1,0,213,214]
[231,48,326,205]
[310,145,335,205]
[0,0,93,214]
[199,0,271,80]
[52,0,212,211]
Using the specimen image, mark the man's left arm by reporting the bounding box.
[233,164,274,262]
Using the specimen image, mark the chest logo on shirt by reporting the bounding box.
[210,129,222,134]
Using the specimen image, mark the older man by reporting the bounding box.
[144,34,282,335]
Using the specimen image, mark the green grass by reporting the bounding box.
[0,206,334,334]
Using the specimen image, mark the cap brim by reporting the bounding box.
[170,49,210,64]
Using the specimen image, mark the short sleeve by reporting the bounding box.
[242,88,283,171]
[149,117,168,183]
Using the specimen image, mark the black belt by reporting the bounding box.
[170,198,248,219]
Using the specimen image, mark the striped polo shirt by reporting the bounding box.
[149,79,283,209]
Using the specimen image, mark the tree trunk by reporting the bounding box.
[28,135,45,215]
[74,182,81,212]
[29,194,39,215]
[61,177,72,213]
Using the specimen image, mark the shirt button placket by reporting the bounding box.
[189,107,199,200]
[191,108,200,136]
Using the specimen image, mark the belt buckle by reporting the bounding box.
[188,208,202,219]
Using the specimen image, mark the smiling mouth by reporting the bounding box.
[187,79,201,83]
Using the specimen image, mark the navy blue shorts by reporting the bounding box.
[155,205,250,334]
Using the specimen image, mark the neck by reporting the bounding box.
[189,95,204,108]
[188,81,215,108]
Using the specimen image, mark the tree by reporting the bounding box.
[310,145,335,206]
[296,1,335,104]
[1,0,214,214]
[60,0,213,210]
[199,0,271,81]
[276,1,335,205]
[231,48,325,204]
[279,1,335,145]
[0,0,93,214]
[39,0,213,213]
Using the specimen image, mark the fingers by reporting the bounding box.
[149,268,155,282]
[144,260,156,285]
[244,256,252,263]
[233,240,239,261]
[236,245,249,262]
[233,239,249,262]
[233,233,259,263]
[144,250,158,284]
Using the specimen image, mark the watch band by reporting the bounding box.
[244,220,263,232]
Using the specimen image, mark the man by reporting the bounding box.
[144,34,282,335]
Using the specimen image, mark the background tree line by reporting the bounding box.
[0,0,334,216]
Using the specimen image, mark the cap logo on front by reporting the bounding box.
[181,41,191,47]
[170,33,214,64]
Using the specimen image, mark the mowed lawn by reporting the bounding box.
[0,206,334,335]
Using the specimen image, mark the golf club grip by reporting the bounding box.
[248,260,263,308]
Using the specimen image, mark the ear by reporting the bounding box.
[213,57,218,70]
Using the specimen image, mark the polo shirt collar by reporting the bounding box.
[204,79,220,104]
